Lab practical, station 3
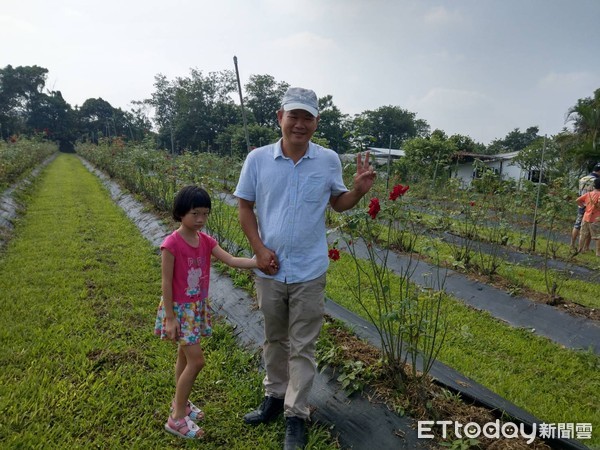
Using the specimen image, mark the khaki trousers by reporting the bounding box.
[255,274,326,419]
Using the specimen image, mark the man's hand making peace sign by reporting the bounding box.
[329,151,377,213]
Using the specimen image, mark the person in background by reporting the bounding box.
[154,185,257,440]
[234,87,376,450]
[571,163,600,253]
[576,177,600,256]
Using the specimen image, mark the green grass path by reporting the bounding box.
[0,154,335,449]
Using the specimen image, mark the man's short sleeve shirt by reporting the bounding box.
[234,139,348,283]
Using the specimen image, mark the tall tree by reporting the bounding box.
[28,90,76,151]
[448,134,486,154]
[0,64,49,138]
[147,74,177,152]
[216,124,279,157]
[402,129,457,183]
[147,69,238,152]
[128,101,153,140]
[78,97,117,141]
[314,95,350,153]
[512,136,556,181]
[486,126,540,154]
[244,74,289,130]
[351,105,429,149]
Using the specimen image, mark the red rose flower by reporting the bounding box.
[328,248,340,261]
[389,184,410,200]
[368,198,380,219]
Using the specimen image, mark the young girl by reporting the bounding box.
[154,185,257,439]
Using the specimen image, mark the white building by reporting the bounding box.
[340,148,536,188]
[367,147,405,166]
[451,151,529,187]
[338,147,404,166]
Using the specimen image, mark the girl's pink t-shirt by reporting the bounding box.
[577,191,600,224]
[161,230,218,304]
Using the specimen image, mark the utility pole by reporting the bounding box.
[386,134,393,189]
[169,121,175,155]
[233,56,251,152]
[531,135,547,252]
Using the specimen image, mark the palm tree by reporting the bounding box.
[566,88,600,165]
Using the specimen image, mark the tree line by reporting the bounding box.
[1,64,599,178]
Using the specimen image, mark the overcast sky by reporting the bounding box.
[2,0,599,145]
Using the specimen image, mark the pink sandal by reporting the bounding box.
[171,400,205,422]
[186,400,205,422]
[164,415,204,439]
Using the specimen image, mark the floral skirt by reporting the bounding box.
[154,297,212,345]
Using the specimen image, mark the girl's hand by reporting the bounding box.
[165,316,179,342]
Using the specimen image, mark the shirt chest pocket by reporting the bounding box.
[302,176,326,203]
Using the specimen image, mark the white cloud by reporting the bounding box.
[1,0,598,146]
[538,71,596,90]
[61,7,85,19]
[270,32,337,52]
[408,88,501,143]
[410,87,492,111]
[423,6,463,25]
[260,0,334,20]
[0,14,36,33]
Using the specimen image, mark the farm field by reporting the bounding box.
[0,154,338,449]
[1,144,599,449]
[78,142,599,447]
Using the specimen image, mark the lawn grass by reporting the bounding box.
[326,253,600,448]
[0,153,337,449]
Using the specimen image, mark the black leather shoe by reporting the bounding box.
[284,416,306,450]
[243,396,284,425]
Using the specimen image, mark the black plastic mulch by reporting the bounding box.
[435,230,598,283]
[0,155,56,249]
